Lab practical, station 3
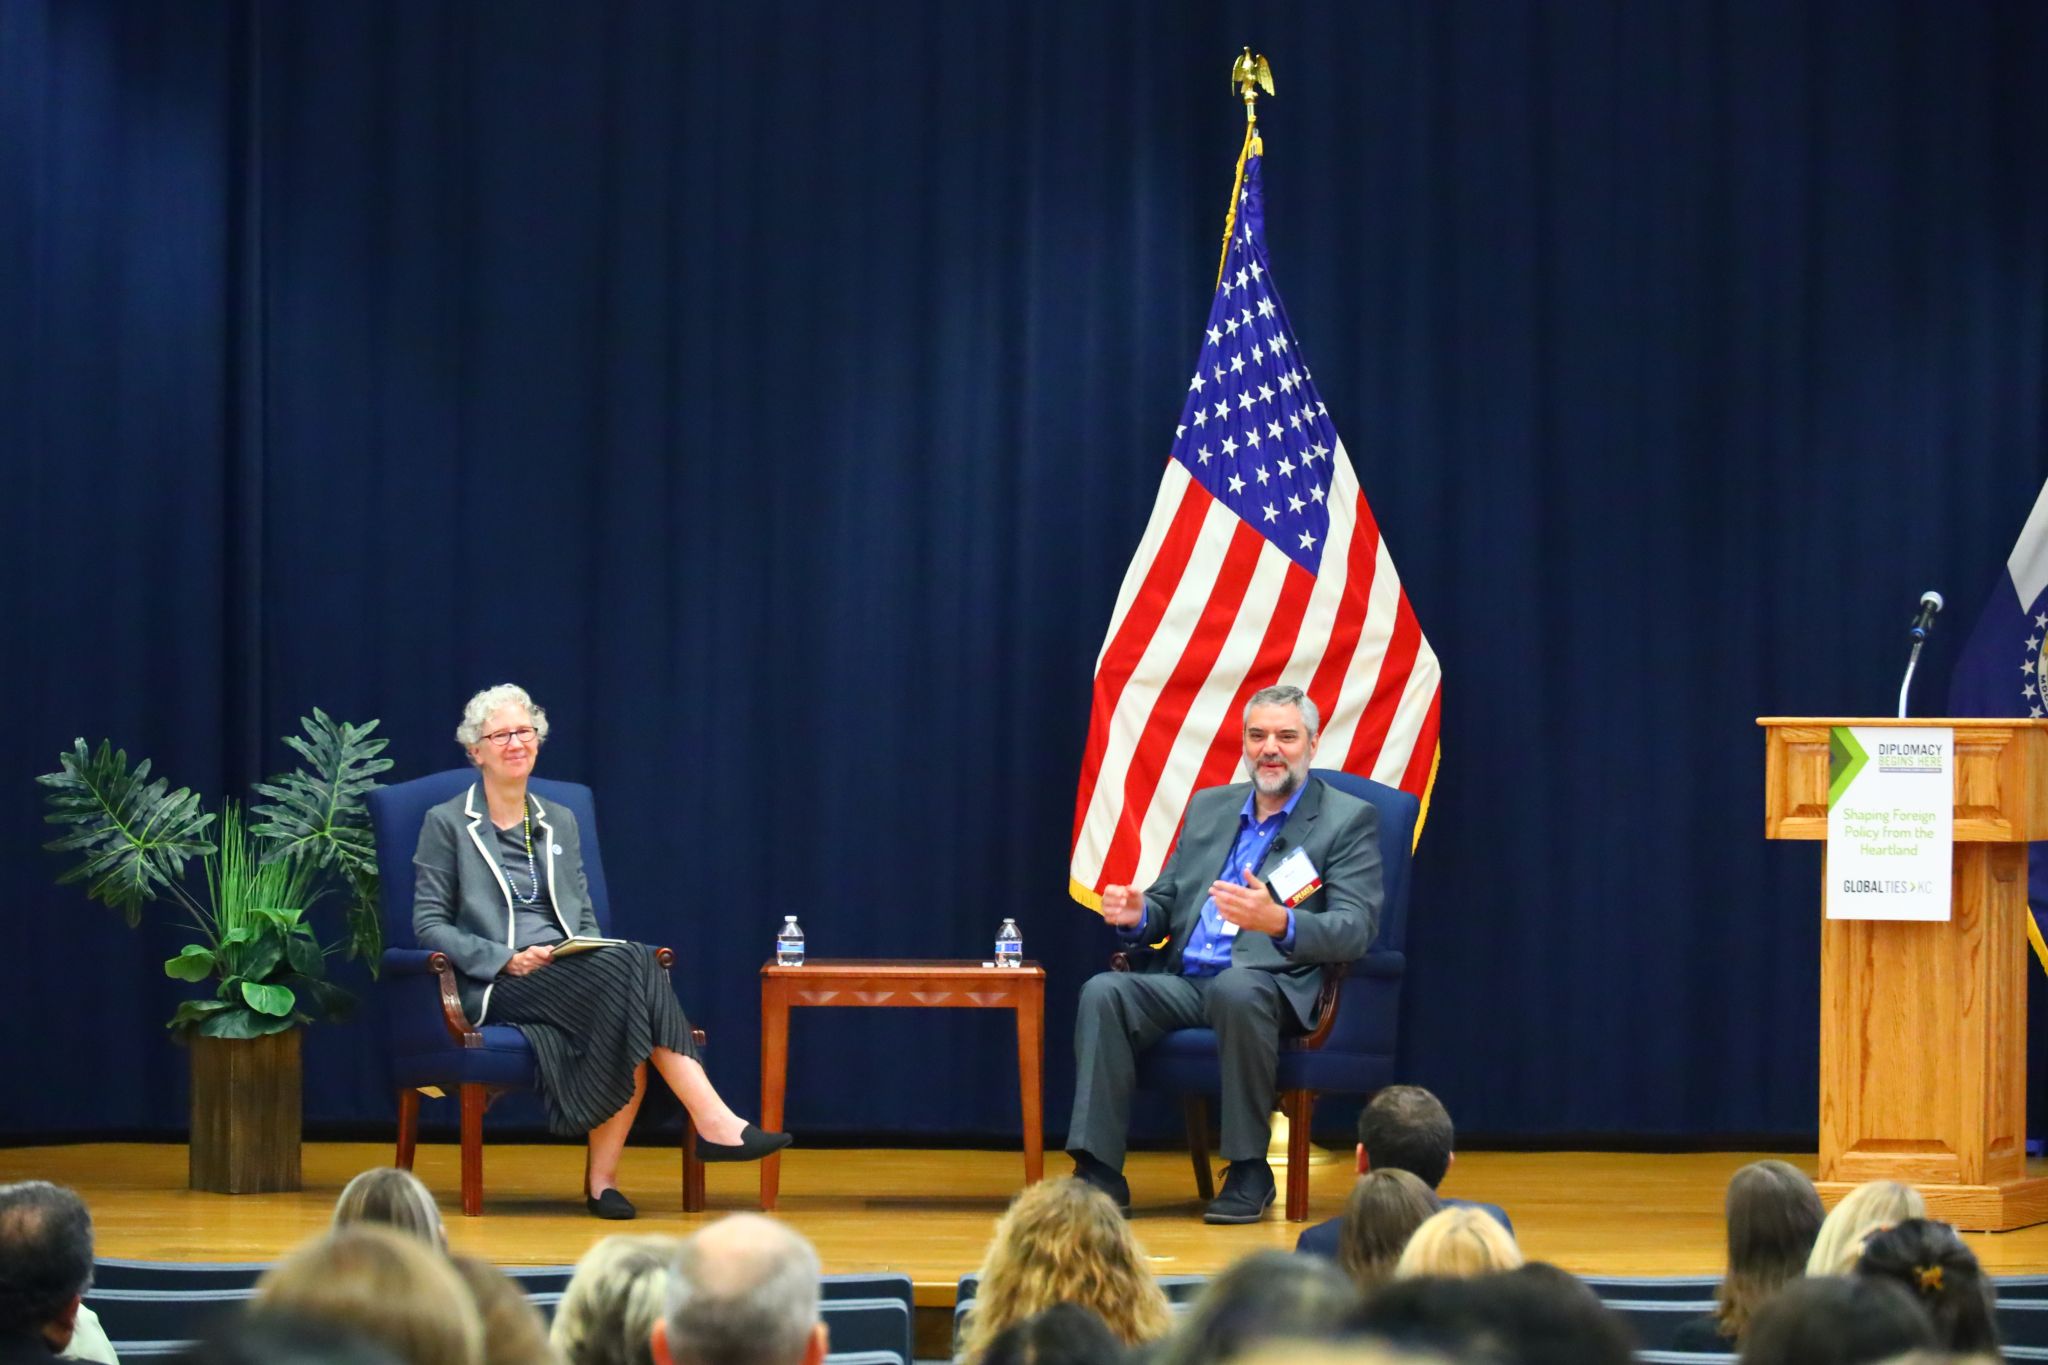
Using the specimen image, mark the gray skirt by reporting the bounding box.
[486,943,700,1136]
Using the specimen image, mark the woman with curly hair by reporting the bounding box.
[956,1178,1172,1363]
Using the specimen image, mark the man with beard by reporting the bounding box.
[1066,684,1384,1223]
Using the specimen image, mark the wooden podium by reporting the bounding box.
[1760,717,2048,1231]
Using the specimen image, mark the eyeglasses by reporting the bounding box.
[481,727,539,748]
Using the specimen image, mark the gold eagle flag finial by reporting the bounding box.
[1232,48,1274,124]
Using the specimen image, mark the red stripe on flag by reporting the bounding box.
[1096,521,1269,889]
[1398,686,1443,797]
[1069,482,1215,845]
[1342,589,1424,775]
[1303,493,1382,728]
[1186,558,1319,797]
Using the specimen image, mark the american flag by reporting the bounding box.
[1069,142,1441,906]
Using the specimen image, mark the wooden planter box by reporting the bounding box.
[189,1029,302,1193]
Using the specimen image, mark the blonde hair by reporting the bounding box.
[255,1225,482,1365]
[449,1256,560,1365]
[1807,1180,1927,1276]
[551,1233,681,1365]
[332,1167,445,1247]
[957,1178,1172,1362]
[1393,1206,1524,1280]
[1337,1169,1441,1293]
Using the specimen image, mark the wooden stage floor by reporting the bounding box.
[13,1142,2048,1306]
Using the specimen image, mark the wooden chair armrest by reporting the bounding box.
[425,952,483,1047]
[649,947,707,1049]
[1288,964,1347,1052]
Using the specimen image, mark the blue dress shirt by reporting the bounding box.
[1124,784,1302,974]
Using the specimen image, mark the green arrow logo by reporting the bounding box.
[1828,727,1869,808]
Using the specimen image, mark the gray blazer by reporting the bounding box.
[1124,776,1383,1030]
[412,784,602,1023]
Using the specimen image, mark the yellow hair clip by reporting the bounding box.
[1916,1264,1944,1293]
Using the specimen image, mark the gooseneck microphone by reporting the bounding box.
[1909,590,1945,641]
[1897,590,1945,718]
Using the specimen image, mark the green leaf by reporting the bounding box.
[166,999,231,1031]
[164,946,217,981]
[287,973,356,1021]
[343,866,383,969]
[248,713,389,925]
[284,932,325,979]
[37,739,215,922]
[196,1007,300,1039]
[240,980,295,1016]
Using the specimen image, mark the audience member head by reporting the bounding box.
[1336,1169,1441,1293]
[1712,1159,1825,1341]
[1351,1263,1631,1365]
[1737,1274,1935,1365]
[0,1180,93,1353]
[1854,1218,1999,1357]
[959,1178,1172,1362]
[1235,1349,1452,1365]
[177,1313,407,1365]
[553,1234,681,1365]
[978,1303,1126,1365]
[1806,1180,1927,1276]
[448,1255,560,1365]
[332,1167,446,1248]
[1357,1087,1457,1188]
[1394,1206,1523,1280]
[255,1225,482,1365]
[1149,1251,1358,1365]
[651,1215,824,1365]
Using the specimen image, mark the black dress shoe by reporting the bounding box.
[1203,1159,1275,1224]
[1071,1152,1131,1213]
[695,1123,794,1163]
[586,1187,637,1220]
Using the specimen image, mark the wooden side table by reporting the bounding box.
[758,959,1046,1209]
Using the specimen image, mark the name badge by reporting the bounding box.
[1267,846,1322,908]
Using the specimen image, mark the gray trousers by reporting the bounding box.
[1065,965,1291,1169]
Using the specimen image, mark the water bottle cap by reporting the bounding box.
[784,916,798,924]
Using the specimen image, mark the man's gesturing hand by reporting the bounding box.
[503,944,555,976]
[1100,884,1147,929]
[1209,867,1290,938]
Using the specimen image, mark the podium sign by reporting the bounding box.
[1761,717,2048,1231]
[1825,725,1952,922]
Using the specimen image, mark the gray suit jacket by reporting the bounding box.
[412,784,602,1023]
[1124,776,1383,1030]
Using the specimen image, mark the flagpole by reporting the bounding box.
[1218,50,1273,287]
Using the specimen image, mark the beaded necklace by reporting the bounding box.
[506,806,542,905]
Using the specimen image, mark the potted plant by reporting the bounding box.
[37,710,390,1192]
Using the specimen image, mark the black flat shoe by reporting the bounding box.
[695,1123,794,1163]
[586,1187,637,1219]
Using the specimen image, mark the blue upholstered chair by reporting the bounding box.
[1124,767,1420,1221]
[367,768,705,1216]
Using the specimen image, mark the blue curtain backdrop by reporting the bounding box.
[6,0,2048,1145]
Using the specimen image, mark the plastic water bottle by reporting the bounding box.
[776,916,806,967]
[995,918,1023,968]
